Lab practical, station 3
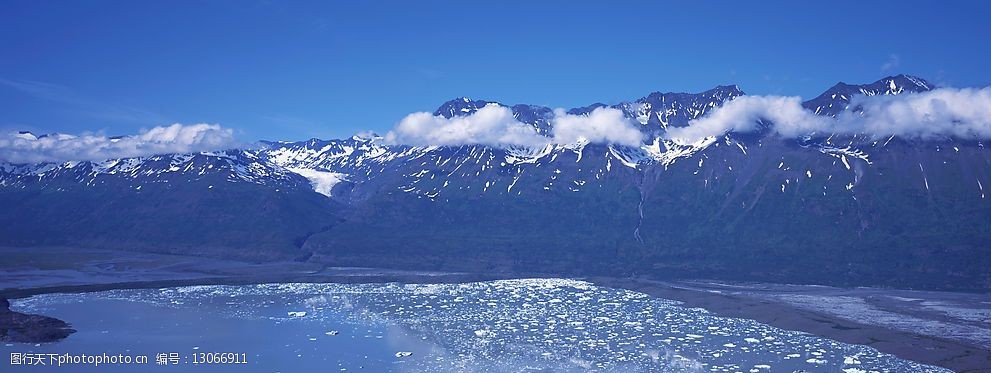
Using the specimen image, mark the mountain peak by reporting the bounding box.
[880,74,933,91]
[352,132,381,141]
[803,75,934,116]
[433,97,497,118]
[710,84,745,94]
[643,84,743,98]
[14,131,38,141]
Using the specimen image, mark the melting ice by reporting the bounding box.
[11,279,946,372]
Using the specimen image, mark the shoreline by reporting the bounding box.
[592,277,991,373]
[0,298,75,344]
[2,274,988,371]
[1,246,988,372]
[0,271,511,300]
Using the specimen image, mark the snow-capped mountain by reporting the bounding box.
[3,74,990,290]
[243,75,938,205]
[0,149,309,190]
[571,85,746,130]
[430,85,745,138]
[2,76,926,200]
[802,74,933,116]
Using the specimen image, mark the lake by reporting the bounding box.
[2,279,946,372]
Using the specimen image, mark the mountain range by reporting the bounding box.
[3,74,989,290]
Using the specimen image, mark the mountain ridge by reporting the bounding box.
[3,74,989,291]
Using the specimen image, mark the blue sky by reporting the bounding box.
[2,0,989,142]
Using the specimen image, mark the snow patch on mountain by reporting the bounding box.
[644,136,719,168]
[288,168,347,197]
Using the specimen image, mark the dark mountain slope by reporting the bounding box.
[0,156,343,261]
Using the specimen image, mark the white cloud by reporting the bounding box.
[550,107,644,146]
[835,87,991,139]
[666,87,991,142]
[385,105,546,147]
[385,104,643,147]
[0,123,236,163]
[665,95,827,142]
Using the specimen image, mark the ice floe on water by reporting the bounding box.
[14,279,947,372]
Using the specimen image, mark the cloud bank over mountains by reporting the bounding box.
[388,86,991,149]
[384,105,549,148]
[666,87,991,142]
[4,84,990,164]
[664,95,825,142]
[838,87,991,139]
[550,107,644,146]
[0,123,236,163]
[385,105,644,147]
